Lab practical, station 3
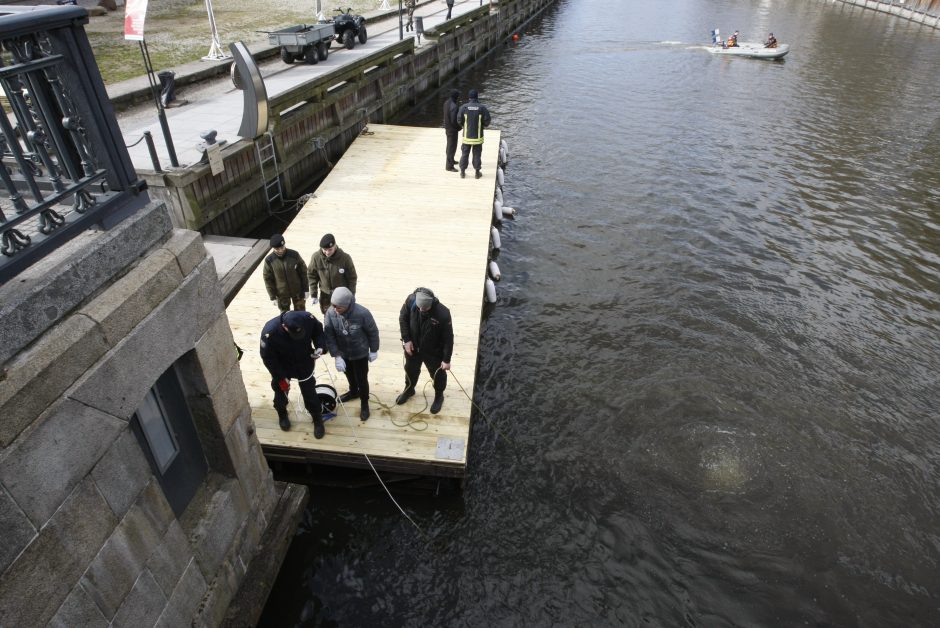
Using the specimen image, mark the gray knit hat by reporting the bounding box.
[415,290,434,309]
[331,287,353,308]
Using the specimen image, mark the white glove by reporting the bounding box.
[368,351,378,362]
[335,357,346,372]
[313,348,323,358]
[311,296,318,305]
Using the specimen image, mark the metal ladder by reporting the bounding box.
[256,132,282,210]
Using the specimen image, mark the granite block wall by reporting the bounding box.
[0,202,277,627]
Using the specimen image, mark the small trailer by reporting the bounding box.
[267,23,334,64]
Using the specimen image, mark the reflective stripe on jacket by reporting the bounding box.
[456,101,491,145]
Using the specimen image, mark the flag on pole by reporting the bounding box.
[124,0,149,41]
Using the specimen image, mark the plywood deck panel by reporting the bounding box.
[226,124,501,477]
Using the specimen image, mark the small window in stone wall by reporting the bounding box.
[131,364,209,517]
[136,388,179,473]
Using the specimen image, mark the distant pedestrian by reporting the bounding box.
[307,233,358,315]
[396,287,453,414]
[405,0,416,31]
[324,287,380,421]
[446,0,454,20]
[263,234,309,312]
[443,89,460,172]
[456,89,492,179]
[260,310,327,436]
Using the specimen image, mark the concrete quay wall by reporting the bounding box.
[0,202,299,627]
[140,0,557,236]
[832,0,940,26]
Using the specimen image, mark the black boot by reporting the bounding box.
[360,399,370,421]
[340,390,359,403]
[475,170,482,179]
[313,417,325,439]
[395,387,415,405]
[430,391,444,414]
[277,409,291,431]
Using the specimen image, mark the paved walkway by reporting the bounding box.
[112,1,481,170]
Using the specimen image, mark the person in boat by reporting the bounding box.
[396,287,454,414]
[728,31,739,47]
[260,310,327,435]
[765,32,778,48]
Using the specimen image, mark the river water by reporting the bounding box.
[258,1,940,625]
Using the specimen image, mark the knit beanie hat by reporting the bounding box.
[270,234,285,247]
[415,290,434,309]
[331,287,353,308]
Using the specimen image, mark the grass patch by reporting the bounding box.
[86,1,374,84]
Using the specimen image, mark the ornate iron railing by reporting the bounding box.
[0,5,146,283]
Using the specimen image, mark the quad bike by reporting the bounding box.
[323,6,367,50]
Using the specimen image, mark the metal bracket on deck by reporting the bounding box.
[435,438,465,461]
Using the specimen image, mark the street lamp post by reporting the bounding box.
[398,0,404,41]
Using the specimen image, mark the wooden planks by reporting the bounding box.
[226,124,501,476]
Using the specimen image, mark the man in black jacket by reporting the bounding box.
[396,288,454,414]
[260,310,328,437]
[443,89,460,172]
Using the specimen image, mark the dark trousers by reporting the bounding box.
[271,376,321,421]
[446,5,452,19]
[404,351,447,393]
[459,143,482,173]
[342,357,370,404]
[445,130,459,168]
[276,295,306,313]
[318,290,331,314]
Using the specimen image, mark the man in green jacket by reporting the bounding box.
[307,233,358,315]
[263,234,309,312]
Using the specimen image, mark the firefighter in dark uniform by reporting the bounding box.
[396,288,454,414]
[443,89,460,172]
[263,234,309,312]
[456,88,492,179]
[260,310,327,437]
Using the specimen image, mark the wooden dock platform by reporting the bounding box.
[226,124,501,477]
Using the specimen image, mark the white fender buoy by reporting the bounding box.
[498,144,508,167]
[500,139,509,165]
[493,199,503,223]
[495,187,503,205]
[490,226,501,250]
[484,277,497,303]
[496,167,505,189]
[488,260,501,281]
[501,205,516,219]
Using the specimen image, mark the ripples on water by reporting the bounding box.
[260,1,940,625]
